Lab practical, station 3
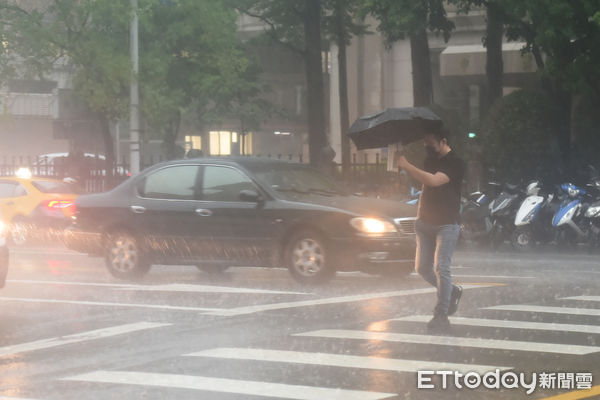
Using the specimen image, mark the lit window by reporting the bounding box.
[185,135,202,152]
[241,132,253,155]
[209,131,238,156]
[219,132,231,155]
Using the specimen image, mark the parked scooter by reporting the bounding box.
[460,186,495,244]
[487,183,526,248]
[512,181,558,251]
[551,182,598,248]
[460,182,523,248]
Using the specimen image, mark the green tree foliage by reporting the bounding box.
[0,0,270,163]
[138,0,262,159]
[0,0,131,168]
[480,89,563,183]
[233,0,330,166]
[361,0,454,106]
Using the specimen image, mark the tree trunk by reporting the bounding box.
[98,113,115,180]
[304,0,327,167]
[163,110,182,160]
[409,28,433,107]
[334,0,350,179]
[485,1,504,112]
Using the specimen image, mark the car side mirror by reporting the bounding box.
[239,189,262,203]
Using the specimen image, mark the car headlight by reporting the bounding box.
[350,217,397,235]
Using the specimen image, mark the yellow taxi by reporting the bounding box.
[0,169,79,245]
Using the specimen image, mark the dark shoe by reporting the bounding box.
[427,313,450,333]
[448,285,463,316]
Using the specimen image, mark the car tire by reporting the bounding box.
[9,217,29,246]
[285,229,334,284]
[105,232,150,280]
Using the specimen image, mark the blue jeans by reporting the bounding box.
[415,219,460,316]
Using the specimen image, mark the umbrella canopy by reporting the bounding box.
[348,107,443,150]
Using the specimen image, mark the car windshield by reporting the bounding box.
[32,180,80,194]
[249,165,347,198]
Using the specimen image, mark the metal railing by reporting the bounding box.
[0,152,401,196]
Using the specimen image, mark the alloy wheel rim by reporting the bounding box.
[109,237,138,272]
[292,238,324,277]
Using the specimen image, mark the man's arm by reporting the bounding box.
[397,154,449,187]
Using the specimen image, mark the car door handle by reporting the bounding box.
[195,208,212,217]
[130,205,146,214]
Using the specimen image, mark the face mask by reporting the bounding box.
[425,145,439,158]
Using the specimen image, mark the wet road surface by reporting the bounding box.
[0,245,599,400]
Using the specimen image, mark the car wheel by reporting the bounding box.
[10,217,29,246]
[285,230,334,284]
[105,232,150,280]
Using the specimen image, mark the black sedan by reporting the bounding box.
[65,158,417,284]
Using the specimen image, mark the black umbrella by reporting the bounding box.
[348,107,443,150]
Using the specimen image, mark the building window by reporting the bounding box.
[209,131,238,155]
[184,135,202,153]
[240,132,253,155]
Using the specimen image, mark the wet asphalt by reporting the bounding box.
[0,242,599,400]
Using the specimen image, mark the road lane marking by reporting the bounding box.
[452,274,535,279]
[0,322,169,357]
[484,305,600,317]
[561,296,600,303]
[391,315,600,334]
[7,280,310,295]
[294,330,600,355]
[0,297,221,312]
[0,397,43,400]
[0,397,44,400]
[202,284,496,316]
[538,385,600,400]
[62,371,396,400]
[186,347,511,374]
[540,269,600,275]
[7,279,131,288]
[113,283,311,295]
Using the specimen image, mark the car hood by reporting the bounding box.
[288,194,417,219]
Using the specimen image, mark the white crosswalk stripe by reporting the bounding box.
[391,315,600,334]
[561,295,600,303]
[484,304,600,316]
[294,329,600,355]
[186,347,511,374]
[0,322,170,357]
[62,371,397,400]
[52,289,600,398]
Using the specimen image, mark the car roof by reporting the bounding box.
[154,157,304,169]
